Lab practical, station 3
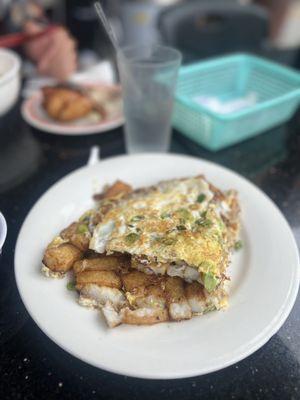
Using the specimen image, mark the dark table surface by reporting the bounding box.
[0,102,300,400]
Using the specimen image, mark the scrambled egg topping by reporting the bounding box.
[90,177,229,276]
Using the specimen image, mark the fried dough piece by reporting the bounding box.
[104,180,133,198]
[122,271,159,292]
[94,180,133,201]
[165,277,192,321]
[42,86,93,122]
[121,272,168,325]
[121,307,169,325]
[76,270,122,290]
[78,284,126,327]
[102,302,123,328]
[79,284,125,307]
[60,222,90,252]
[43,243,83,273]
[131,257,168,276]
[79,285,126,328]
[59,96,93,122]
[122,285,169,325]
[73,254,130,274]
[185,281,207,314]
[125,284,166,308]
[43,86,79,101]
[42,87,79,119]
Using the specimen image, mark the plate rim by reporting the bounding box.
[21,84,124,136]
[14,153,300,379]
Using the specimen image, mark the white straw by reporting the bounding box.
[94,1,142,97]
[94,2,120,53]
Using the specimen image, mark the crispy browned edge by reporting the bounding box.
[42,181,133,273]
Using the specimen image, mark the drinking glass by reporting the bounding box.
[117,45,182,153]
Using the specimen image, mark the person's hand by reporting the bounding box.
[24,21,77,81]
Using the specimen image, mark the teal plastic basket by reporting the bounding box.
[173,53,300,151]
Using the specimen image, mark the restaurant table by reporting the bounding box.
[0,102,300,400]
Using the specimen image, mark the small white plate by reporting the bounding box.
[14,154,299,379]
[21,84,124,136]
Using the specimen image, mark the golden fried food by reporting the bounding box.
[165,277,192,321]
[41,174,240,328]
[121,307,169,326]
[60,222,91,252]
[58,96,93,122]
[77,268,227,327]
[76,270,122,290]
[185,281,207,314]
[42,86,93,122]
[43,243,83,273]
[122,271,158,292]
[104,180,133,199]
[94,180,133,201]
[73,254,130,274]
[79,284,126,315]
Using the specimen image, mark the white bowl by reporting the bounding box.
[0,49,21,116]
[0,212,7,252]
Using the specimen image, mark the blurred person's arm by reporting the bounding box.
[0,1,77,80]
[24,21,77,81]
[254,0,292,40]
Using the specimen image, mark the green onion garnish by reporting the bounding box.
[177,208,192,221]
[77,224,89,234]
[201,211,207,218]
[125,233,140,244]
[131,215,145,222]
[195,218,213,228]
[161,237,177,246]
[234,240,243,250]
[161,212,171,219]
[197,194,206,203]
[67,282,76,291]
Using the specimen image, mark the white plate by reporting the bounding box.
[21,84,124,136]
[14,154,299,379]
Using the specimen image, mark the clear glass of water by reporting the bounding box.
[117,45,182,154]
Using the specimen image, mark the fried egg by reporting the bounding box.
[90,176,236,292]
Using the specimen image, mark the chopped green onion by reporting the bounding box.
[197,194,206,203]
[77,224,89,234]
[125,233,140,244]
[202,219,213,228]
[201,211,207,218]
[177,208,192,221]
[161,212,171,219]
[161,237,177,246]
[203,273,219,292]
[79,211,92,223]
[203,305,217,314]
[234,240,243,250]
[131,215,145,222]
[67,282,76,291]
[195,218,213,228]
